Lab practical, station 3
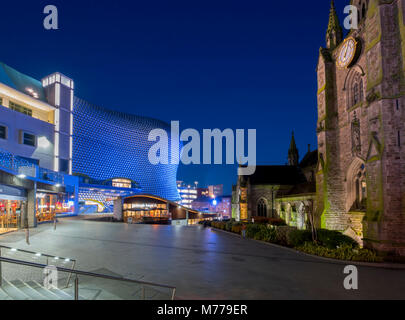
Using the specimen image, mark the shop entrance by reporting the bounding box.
[36,190,75,223]
[0,199,22,234]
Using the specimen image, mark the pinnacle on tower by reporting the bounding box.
[326,0,343,50]
[288,132,299,166]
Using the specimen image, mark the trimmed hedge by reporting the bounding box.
[297,242,382,263]
[252,217,287,226]
[317,229,358,249]
[207,220,382,262]
[287,229,313,247]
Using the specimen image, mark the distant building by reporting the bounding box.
[192,195,231,220]
[208,184,223,198]
[176,181,198,208]
[233,133,317,229]
[197,187,209,198]
[121,194,216,225]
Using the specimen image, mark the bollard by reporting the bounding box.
[74,276,79,300]
[25,228,30,245]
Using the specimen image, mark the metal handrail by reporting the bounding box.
[0,245,76,288]
[0,245,75,262]
[0,256,176,300]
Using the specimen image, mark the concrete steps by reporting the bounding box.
[1,279,31,300]
[0,278,76,300]
[10,280,48,300]
[0,278,128,300]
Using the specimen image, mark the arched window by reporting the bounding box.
[362,3,366,19]
[353,83,360,105]
[347,159,367,212]
[257,199,267,217]
[355,178,360,208]
[346,71,365,109]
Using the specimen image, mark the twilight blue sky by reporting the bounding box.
[0,0,349,194]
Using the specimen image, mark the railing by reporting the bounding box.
[0,245,76,288]
[0,147,64,184]
[0,148,35,174]
[0,256,176,300]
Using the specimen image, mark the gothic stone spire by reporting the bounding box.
[326,0,343,50]
[288,131,299,166]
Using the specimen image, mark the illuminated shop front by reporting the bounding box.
[0,185,26,234]
[123,196,170,224]
[0,199,22,234]
[123,195,217,225]
[36,190,75,222]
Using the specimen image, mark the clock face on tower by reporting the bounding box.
[337,37,358,68]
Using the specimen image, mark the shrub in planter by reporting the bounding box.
[317,229,358,249]
[251,225,270,241]
[225,221,233,232]
[211,221,226,230]
[287,229,313,247]
[275,226,297,246]
[259,226,277,242]
[252,217,287,226]
[246,223,261,238]
[268,218,287,226]
[205,221,212,227]
[231,224,242,234]
[297,242,382,262]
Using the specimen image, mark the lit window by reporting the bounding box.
[10,101,33,117]
[112,178,132,189]
[61,76,71,87]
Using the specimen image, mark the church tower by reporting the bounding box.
[288,132,299,166]
[316,0,405,258]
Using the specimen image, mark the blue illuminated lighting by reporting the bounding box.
[72,98,181,201]
[212,199,218,206]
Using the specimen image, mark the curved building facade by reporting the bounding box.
[72,97,180,201]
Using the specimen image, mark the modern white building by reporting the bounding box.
[0,62,78,232]
[0,63,74,173]
[0,61,182,232]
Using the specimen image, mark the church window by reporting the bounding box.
[353,83,360,105]
[257,199,267,217]
[396,99,400,111]
[347,72,365,109]
[359,79,364,102]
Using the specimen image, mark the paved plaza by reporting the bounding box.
[0,218,405,300]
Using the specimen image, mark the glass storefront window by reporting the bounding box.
[0,200,21,234]
[36,191,75,222]
[112,179,132,189]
